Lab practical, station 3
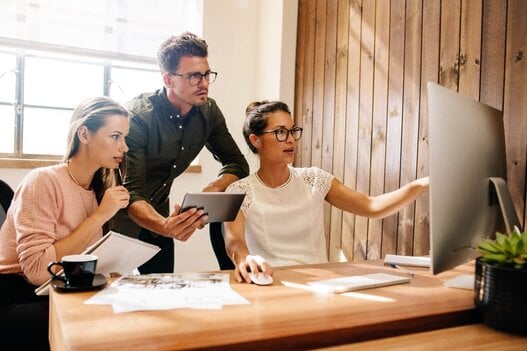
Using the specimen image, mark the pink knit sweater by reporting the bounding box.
[0,164,101,285]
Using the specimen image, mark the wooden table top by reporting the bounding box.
[312,323,527,350]
[49,260,479,350]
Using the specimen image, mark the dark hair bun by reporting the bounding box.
[245,100,269,117]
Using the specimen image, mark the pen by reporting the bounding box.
[389,263,414,276]
[115,168,123,186]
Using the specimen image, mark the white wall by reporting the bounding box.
[0,0,299,273]
[173,0,298,272]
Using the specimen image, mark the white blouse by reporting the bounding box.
[226,167,334,266]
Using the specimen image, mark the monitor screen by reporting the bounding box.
[427,82,520,275]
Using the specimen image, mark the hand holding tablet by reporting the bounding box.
[179,192,245,223]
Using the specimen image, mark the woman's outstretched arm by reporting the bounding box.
[325,177,429,219]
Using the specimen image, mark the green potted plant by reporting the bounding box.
[475,229,527,334]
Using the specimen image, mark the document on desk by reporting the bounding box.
[307,273,411,293]
[35,231,160,296]
[85,273,250,313]
[383,254,431,267]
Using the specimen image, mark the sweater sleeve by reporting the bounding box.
[14,170,60,285]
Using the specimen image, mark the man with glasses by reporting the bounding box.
[111,32,249,273]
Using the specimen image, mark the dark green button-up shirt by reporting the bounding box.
[124,88,249,216]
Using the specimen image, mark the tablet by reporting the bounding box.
[179,192,245,223]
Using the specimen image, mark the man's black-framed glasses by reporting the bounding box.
[261,127,303,142]
[172,70,218,86]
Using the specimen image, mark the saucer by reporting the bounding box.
[51,273,107,292]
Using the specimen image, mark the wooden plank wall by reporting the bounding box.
[294,0,527,262]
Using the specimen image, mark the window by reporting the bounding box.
[0,48,160,160]
[0,0,202,168]
[0,52,16,154]
[109,64,161,104]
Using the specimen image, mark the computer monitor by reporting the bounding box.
[427,82,521,275]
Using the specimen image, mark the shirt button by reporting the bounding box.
[176,114,181,119]
[173,165,177,168]
[163,183,167,187]
[179,125,182,129]
[169,115,173,119]
[181,147,185,150]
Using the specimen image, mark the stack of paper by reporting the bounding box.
[85,273,250,313]
[383,254,431,267]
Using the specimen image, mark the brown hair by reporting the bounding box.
[157,32,208,73]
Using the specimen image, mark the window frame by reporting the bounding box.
[0,39,201,172]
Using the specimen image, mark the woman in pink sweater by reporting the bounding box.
[0,97,130,350]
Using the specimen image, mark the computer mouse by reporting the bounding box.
[248,272,273,286]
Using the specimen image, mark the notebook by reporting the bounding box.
[307,273,411,293]
[35,231,160,296]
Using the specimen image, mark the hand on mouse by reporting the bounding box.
[248,271,273,286]
[235,254,273,284]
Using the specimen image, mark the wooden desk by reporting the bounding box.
[49,260,479,350]
[313,324,527,350]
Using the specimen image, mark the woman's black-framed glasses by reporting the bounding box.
[171,71,218,86]
[261,127,303,142]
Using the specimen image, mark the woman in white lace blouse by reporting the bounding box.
[224,101,429,284]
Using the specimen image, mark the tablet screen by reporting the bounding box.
[179,192,245,223]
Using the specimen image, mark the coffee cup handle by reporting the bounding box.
[47,262,67,283]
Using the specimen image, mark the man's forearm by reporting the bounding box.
[203,173,240,192]
[127,200,168,236]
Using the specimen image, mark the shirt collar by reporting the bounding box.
[153,88,201,125]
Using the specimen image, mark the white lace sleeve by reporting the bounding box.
[226,180,252,215]
[300,167,334,196]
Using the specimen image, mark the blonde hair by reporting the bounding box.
[63,97,130,201]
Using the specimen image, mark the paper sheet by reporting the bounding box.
[85,273,250,313]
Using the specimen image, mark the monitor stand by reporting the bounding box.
[443,274,475,290]
[443,177,522,290]
[489,177,522,234]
